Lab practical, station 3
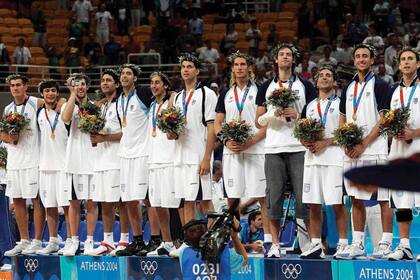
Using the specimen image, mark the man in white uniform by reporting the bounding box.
[2,74,45,256]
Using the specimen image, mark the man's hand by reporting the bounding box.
[238,138,255,152]
[346,143,366,159]
[198,158,210,175]
[283,107,298,120]
[310,139,330,154]
[301,140,314,150]
[226,140,242,153]
[1,132,19,145]
[90,134,105,144]
[66,77,77,96]
[250,241,264,252]
[167,131,178,140]
[396,129,416,141]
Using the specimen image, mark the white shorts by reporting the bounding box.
[120,157,148,202]
[93,169,121,203]
[302,165,343,205]
[149,166,181,208]
[390,190,420,209]
[39,170,70,207]
[223,153,266,198]
[62,173,94,200]
[6,167,39,199]
[343,158,389,201]
[174,164,212,201]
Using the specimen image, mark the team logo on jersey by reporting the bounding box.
[130,104,135,111]
[329,107,334,113]
[248,95,253,101]
[303,183,310,193]
[24,113,29,117]
[192,100,196,106]
[228,179,234,188]
[366,91,371,97]
[228,96,234,103]
[413,98,418,104]
[348,94,353,101]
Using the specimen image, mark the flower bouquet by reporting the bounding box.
[219,119,253,144]
[379,108,412,144]
[293,118,325,142]
[333,123,364,149]
[0,146,7,169]
[0,112,30,144]
[157,107,186,136]
[78,102,106,147]
[265,87,299,121]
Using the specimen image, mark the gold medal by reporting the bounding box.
[152,129,157,137]
[122,117,127,127]
[352,114,357,121]
[51,132,55,140]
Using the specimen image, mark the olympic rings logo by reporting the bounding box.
[24,258,39,272]
[281,263,302,279]
[140,260,158,275]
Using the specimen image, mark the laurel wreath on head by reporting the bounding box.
[314,64,338,82]
[271,43,301,61]
[5,74,28,84]
[119,63,142,77]
[37,79,60,93]
[227,50,255,65]
[353,43,377,58]
[178,53,201,68]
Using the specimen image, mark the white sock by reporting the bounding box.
[264,234,272,243]
[165,241,174,247]
[338,238,348,245]
[352,231,364,246]
[86,235,93,242]
[20,239,29,243]
[72,236,79,242]
[381,232,393,244]
[104,232,114,245]
[311,238,322,244]
[33,239,41,243]
[120,233,129,243]
[400,238,410,248]
[49,237,59,243]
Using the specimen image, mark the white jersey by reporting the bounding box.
[94,98,121,171]
[147,97,175,168]
[216,82,264,154]
[339,73,391,159]
[4,96,39,170]
[61,102,95,174]
[38,106,68,171]
[256,76,318,154]
[117,86,152,158]
[302,95,343,166]
[173,84,217,165]
[389,79,420,159]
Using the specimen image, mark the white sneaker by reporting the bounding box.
[83,240,94,255]
[58,239,72,255]
[333,243,348,259]
[36,241,60,255]
[266,243,281,258]
[87,242,115,256]
[109,242,128,256]
[169,242,188,258]
[62,240,80,256]
[147,242,175,256]
[300,242,325,259]
[4,240,30,256]
[0,264,12,271]
[335,243,366,260]
[417,254,420,261]
[371,241,392,259]
[387,245,413,261]
[22,240,43,255]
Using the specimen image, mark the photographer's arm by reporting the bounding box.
[230,229,248,266]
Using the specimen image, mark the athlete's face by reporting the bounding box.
[74,78,88,100]
[316,69,335,91]
[101,74,118,96]
[252,215,263,229]
[399,51,419,77]
[42,87,59,105]
[232,57,249,80]
[9,79,27,99]
[354,48,374,72]
[150,75,166,98]
[181,61,199,81]
[276,47,293,69]
[120,68,137,88]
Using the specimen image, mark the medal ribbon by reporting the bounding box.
[353,72,374,117]
[317,95,334,126]
[234,81,251,118]
[121,90,134,123]
[13,95,29,115]
[182,85,197,114]
[44,108,59,135]
[399,82,418,110]
[152,100,164,134]
[278,75,295,94]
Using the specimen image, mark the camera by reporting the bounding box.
[71,79,80,87]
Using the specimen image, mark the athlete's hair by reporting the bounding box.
[119,63,141,78]
[178,53,201,69]
[228,51,255,86]
[353,43,376,59]
[38,79,60,94]
[271,43,301,76]
[314,65,338,83]
[6,74,28,85]
[69,72,91,86]
[150,71,171,89]
[102,68,120,84]
[398,47,420,62]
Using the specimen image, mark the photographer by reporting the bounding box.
[239,210,264,253]
[179,219,248,279]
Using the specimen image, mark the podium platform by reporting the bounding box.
[9,255,420,280]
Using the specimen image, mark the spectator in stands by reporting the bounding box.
[124,35,141,63]
[346,13,368,45]
[69,16,84,48]
[117,1,129,36]
[32,8,47,48]
[239,210,264,253]
[255,49,270,73]
[139,42,158,65]
[198,40,220,64]
[72,0,93,35]
[46,47,62,80]
[363,25,384,49]
[13,38,31,74]
[403,12,420,33]
[377,63,394,85]
[221,23,238,56]
[298,0,314,38]
[266,24,278,51]
[88,45,106,66]
[373,54,394,76]
[246,19,262,58]
[57,0,68,10]
[210,82,220,96]
[373,0,390,36]
[96,3,113,47]
[255,68,268,86]
[188,11,204,45]
[317,45,338,68]
[388,1,404,35]
[403,23,419,48]
[384,34,400,72]
[130,0,141,27]
[0,37,11,84]
[174,24,196,56]
[298,60,312,81]
[104,36,123,65]
[84,34,101,58]
[64,43,81,68]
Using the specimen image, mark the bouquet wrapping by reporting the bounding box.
[379,108,411,144]
[0,112,30,144]
[333,123,364,149]
[157,107,186,135]
[293,118,325,142]
[265,87,299,121]
[78,102,105,147]
[219,119,253,144]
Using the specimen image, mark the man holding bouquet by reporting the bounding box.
[61,73,98,256]
[337,44,394,260]
[255,43,317,258]
[2,74,45,256]
[299,66,348,259]
[168,53,217,257]
[214,51,270,249]
[386,48,420,261]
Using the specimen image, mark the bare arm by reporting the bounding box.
[90,132,122,144]
[214,112,225,135]
[61,79,77,124]
[198,122,215,175]
[255,106,267,129]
